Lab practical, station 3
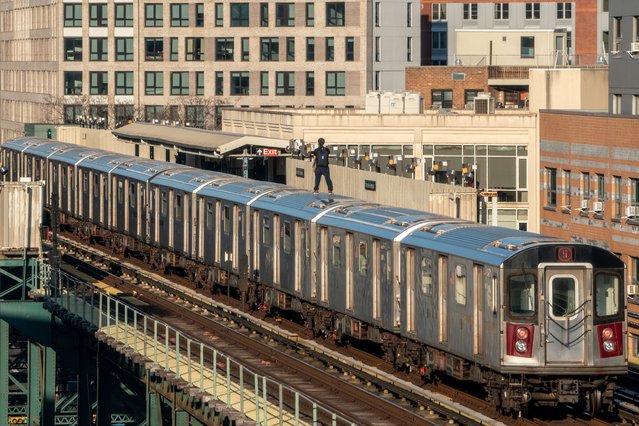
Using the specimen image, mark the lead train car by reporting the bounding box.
[1,138,627,416]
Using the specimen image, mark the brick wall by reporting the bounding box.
[406,66,491,109]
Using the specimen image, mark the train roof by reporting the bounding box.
[3,137,80,158]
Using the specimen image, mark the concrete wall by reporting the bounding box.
[528,68,608,113]
[286,158,478,220]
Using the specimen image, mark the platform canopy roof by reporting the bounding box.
[112,122,290,156]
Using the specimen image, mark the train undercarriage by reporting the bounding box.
[61,215,615,418]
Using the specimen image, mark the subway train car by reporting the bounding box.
[1,137,627,416]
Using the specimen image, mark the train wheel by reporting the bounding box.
[588,389,602,418]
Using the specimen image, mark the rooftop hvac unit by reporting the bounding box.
[404,92,424,113]
[628,284,638,296]
[592,201,604,213]
[389,93,405,113]
[365,91,381,114]
[580,199,589,210]
[626,205,639,218]
[474,94,495,114]
[379,92,393,114]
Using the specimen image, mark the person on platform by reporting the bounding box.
[312,138,333,194]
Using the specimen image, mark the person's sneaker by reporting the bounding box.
[313,190,319,194]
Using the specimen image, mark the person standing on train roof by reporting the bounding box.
[312,138,333,195]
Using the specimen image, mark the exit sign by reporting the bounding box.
[263,148,279,156]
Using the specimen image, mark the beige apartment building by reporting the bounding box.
[0,0,421,142]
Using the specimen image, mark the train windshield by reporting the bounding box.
[509,273,536,316]
[594,273,620,317]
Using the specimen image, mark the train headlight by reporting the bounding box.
[601,327,614,340]
[515,340,527,353]
[602,340,616,353]
[516,327,529,340]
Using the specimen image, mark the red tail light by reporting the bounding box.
[506,323,534,357]
[597,322,623,358]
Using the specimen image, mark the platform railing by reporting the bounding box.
[34,263,351,426]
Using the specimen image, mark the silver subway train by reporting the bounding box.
[1,137,627,416]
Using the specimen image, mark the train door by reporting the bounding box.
[345,233,353,310]
[196,197,204,259]
[406,248,415,333]
[320,227,328,302]
[294,221,302,293]
[140,185,146,239]
[544,266,587,364]
[438,255,448,344]
[474,264,484,356]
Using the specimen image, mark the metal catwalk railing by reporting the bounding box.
[33,263,352,426]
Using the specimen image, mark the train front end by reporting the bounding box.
[497,243,626,416]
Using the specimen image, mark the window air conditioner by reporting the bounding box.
[625,205,639,218]
[630,41,639,53]
[580,199,589,210]
[628,284,638,296]
[592,201,604,212]
[474,95,495,114]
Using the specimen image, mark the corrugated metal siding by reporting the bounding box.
[0,182,43,252]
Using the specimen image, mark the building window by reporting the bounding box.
[326,37,334,61]
[195,3,204,26]
[525,2,540,20]
[64,71,82,95]
[186,38,204,61]
[170,3,189,26]
[170,37,179,61]
[582,172,591,200]
[215,3,223,26]
[464,89,480,106]
[521,36,535,58]
[612,94,622,114]
[114,105,134,128]
[613,176,622,218]
[276,71,295,95]
[90,38,108,61]
[115,71,133,95]
[260,38,279,61]
[230,71,249,95]
[231,3,249,27]
[115,38,134,61]
[145,71,164,95]
[432,3,446,21]
[346,37,355,61]
[145,38,164,61]
[326,2,345,26]
[216,38,234,61]
[406,37,412,62]
[613,17,622,52]
[633,95,639,115]
[89,72,108,95]
[145,4,163,27]
[463,3,477,21]
[241,37,249,61]
[115,3,133,27]
[306,71,314,96]
[546,168,557,208]
[632,257,639,286]
[171,71,189,95]
[374,2,381,26]
[64,4,82,27]
[563,170,571,209]
[431,89,452,108]
[597,174,605,201]
[286,37,295,61]
[195,71,204,95]
[215,71,223,95]
[89,3,107,27]
[433,32,447,49]
[64,38,82,61]
[557,2,572,20]
[306,37,315,61]
[326,71,345,96]
[407,2,413,27]
[631,178,639,206]
[494,3,509,20]
[260,71,269,95]
[306,2,314,26]
[260,3,269,26]
[276,3,295,27]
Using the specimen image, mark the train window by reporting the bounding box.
[455,264,467,306]
[161,191,167,216]
[283,222,291,254]
[550,276,576,317]
[421,257,433,296]
[117,181,123,203]
[262,216,271,246]
[305,226,310,258]
[35,161,41,180]
[223,205,230,234]
[595,273,619,317]
[509,274,536,316]
[359,242,368,275]
[130,183,136,208]
[175,194,182,220]
[206,202,213,230]
[93,175,99,197]
[62,167,67,188]
[332,235,341,268]
[239,209,245,239]
[83,172,88,193]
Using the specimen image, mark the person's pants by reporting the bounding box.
[314,166,333,192]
